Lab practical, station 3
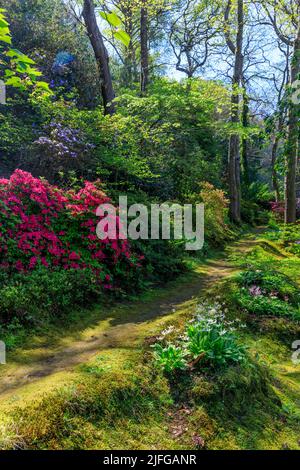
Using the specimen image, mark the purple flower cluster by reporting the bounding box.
[249,285,263,297]
[34,122,94,159]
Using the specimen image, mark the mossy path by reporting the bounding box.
[0,233,259,411]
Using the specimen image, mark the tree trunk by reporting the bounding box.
[271,134,281,202]
[271,111,285,203]
[140,4,149,94]
[83,0,115,115]
[241,86,249,185]
[227,0,244,223]
[285,23,300,223]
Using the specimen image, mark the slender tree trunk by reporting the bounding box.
[140,3,149,94]
[83,0,115,115]
[271,134,281,202]
[227,0,244,223]
[271,112,285,203]
[285,23,300,223]
[241,86,249,185]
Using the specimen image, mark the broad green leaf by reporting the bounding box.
[35,81,51,91]
[6,48,35,64]
[5,76,23,87]
[113,30,130,47]
[100,11,122,28]
[0,26,9,35]
[0,18,8,27]
[28,68,43,77]
[16,61,28,72]
[0,34,11,44]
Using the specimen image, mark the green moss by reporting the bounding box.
[1,229,300,450]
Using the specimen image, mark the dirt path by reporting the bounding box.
[0,232,261,409]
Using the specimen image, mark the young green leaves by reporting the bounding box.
[0,10,50,95]
[100,11,130,47]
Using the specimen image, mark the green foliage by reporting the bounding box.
[241,182,272,225]
[230,250,300,321]
[197,182,234,245]
[0,267,100,324]
[234,291,299,320]
[186,319,246,367]
[132,238,187,284]
[0,0,98,106]
[100,11,131,47]
[264,224,300,257]
[186,303,247,367]
[93,78,228,199]
[0,9,49,92]
[153,343,187,373]
[237,267,300,305]
[153,302,247,373]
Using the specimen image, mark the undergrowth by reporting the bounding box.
[1,227,300,450]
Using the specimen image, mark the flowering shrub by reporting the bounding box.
[34,122,94,160]
[270,201,285,220]
[0,170,139,291]
[269,200,300,220]
[30,121,95,183]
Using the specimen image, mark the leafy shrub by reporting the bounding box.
[27,77,228,200]
[245,182,274,205]
[200,183,232,245]
[132,238,186,284]
[273,224,300,256]
[0,267,100,323]
[31,121,95,183]
[241,200,268,225]
[270,201,285,220]
[189,182,234,246]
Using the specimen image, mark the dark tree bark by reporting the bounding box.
[225,0,244,223]
[285,23,300,223]
[82,0,115,115]
[140,3,149,94]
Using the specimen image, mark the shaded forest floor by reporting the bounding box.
[0,228,300,449]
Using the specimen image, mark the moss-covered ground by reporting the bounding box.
[0,228,300,450]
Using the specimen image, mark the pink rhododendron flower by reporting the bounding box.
[0,170,140,290]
